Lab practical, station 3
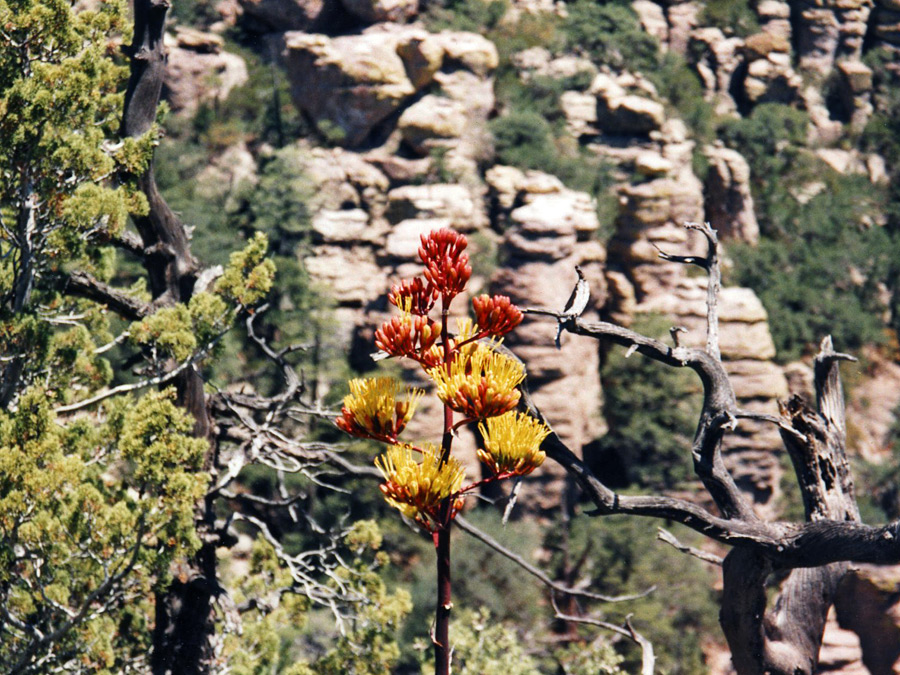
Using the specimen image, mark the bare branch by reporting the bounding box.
[63,270,149,320]
[455,515,655,604]
[550,597,656,675]
[657,528,723,565]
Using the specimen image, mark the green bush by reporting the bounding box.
[728,171,891,360]
[422,0,508,32]
[720,104,893,359]
[698,0,759,38]
[561,0,659,73]
[588,316,702,490]
[649,52,715,144]
[490,109,558,170]
[546,515,719,674]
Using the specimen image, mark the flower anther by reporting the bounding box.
[478,410,550,477]
[335,377,423,442]
[376,443,466,531]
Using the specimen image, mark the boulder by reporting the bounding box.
[312,208,377,243]
[163,31,248,115]
[386,184,486,232]
[300,146,391,213]
[590,72,665,135]
[742,53,804,106]
[596,93,666,135]
[632,0,668,46]
[397,95,468,155]
[561,90,599,138]
[703,145,759,244]
[283,32,416,147]
[835,565,900,675]
[436,31,499,77]
[396,31,445,89]
[689,27,742,114]
[794,2,873,75]
[666,0,699,55]
[303,246,387,306]
[635,152,674,177]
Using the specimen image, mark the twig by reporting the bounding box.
[657,528,723,565]
[550,597,656,675]
[455,515,655,603]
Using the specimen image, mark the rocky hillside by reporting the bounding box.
[160,0,900,671]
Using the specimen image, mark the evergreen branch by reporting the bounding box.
[54,328,229,414]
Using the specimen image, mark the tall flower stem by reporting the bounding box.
[434,301,453,675]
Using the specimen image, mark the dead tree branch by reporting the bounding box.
[523,224,900,674]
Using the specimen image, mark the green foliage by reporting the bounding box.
[490,110,557,169]
[418,607,542,674]
[721,104,893,359]
[549,516,719,675]
[648,52,715,144]
[561,0,659,73]
[215,231,277,308]
[0,388,208,672]
[222,522,412,675]
[698,0,760,38]
[589,316,702,489]
[0,0,149,302]
[422,0,508,32]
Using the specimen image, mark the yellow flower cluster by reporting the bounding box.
[478,411,550,477]
[335,377,423,442]
[428,344,524,420]
[375,444,466,529]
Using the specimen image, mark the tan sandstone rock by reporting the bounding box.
[703,145,759,244]
[163,31,248,115]
[284,32,416,147]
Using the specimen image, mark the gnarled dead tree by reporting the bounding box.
[524,222,897,675]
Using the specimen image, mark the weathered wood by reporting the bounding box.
[121,2,217,672]
[540,226,898,674]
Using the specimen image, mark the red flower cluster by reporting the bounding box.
[375,314,441,360]
[473,294,523,338]
[418,228,471,301]
[388,278,437,316]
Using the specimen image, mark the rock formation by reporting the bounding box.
[163,28,248,116]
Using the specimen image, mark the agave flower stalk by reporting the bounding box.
[335,228,549,675]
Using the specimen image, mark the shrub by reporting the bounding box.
[698,0,759,38]
[587,316,702,490]
[561,0,659,73]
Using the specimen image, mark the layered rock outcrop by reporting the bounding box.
[284,26,497,150]
[163,28,248,115]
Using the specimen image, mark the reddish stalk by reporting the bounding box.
[434,300,453,675]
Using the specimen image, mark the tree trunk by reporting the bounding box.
[121,1,218,671]
[720,338,859,675]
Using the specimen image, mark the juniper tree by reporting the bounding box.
[0,2,413,673]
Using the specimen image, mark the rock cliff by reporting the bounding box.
[160,0,900,670]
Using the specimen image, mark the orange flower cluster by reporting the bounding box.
[336,227,550,532]
[472,294,523,338]
[375,313,440,361]
[428,344,524,420]
[418,228,471,300]
[388,278,437,316]
[335,378,423,443]
[376,444,466,531]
